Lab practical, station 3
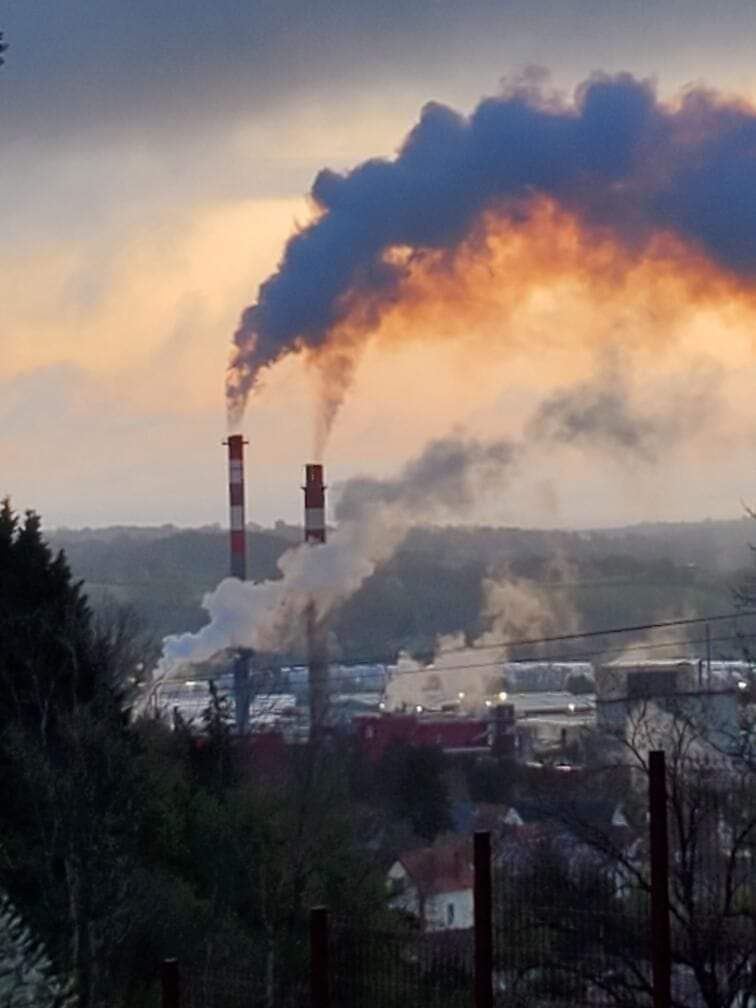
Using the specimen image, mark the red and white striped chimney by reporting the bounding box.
[303,463,328,735]
[225,434,248,580]
[303,463,326,544]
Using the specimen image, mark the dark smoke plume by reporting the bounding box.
[334,434,517,522]
[530,356,721,461]
[228,72,756,425]
[532,375,658,459]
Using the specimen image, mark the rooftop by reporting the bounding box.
[398,840,474,895]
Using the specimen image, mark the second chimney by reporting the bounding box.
[225,434,248,580]
[304,463,328,738]
[303,463,326,545]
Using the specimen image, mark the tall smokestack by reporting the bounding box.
[304,463,326,544]
[304,463,328,737]
[225,434,248,580]
[225,434,250,734]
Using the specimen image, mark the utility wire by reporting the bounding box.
[159,629,756,688]
[429,610,756,656]
[258,610,756,676]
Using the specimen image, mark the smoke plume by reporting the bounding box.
[476,568,581,655]
[229,72,756,438]
[384,568,582,712]
[158,434,518,676]
[530,353,722,461]
[334,434,516,523]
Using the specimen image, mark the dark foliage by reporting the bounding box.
[378,742,453,843]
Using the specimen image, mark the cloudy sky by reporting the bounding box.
[3,1,756,530]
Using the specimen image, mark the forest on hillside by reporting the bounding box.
[46,518,756,662]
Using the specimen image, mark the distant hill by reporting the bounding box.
[47,518,756,660]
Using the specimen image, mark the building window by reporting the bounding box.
[446,903,455,926]
[388,876,404,897]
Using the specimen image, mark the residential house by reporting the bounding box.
[387,839,474,931]
[497,798,640,889]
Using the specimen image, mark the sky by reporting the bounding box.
[4,1,756,530]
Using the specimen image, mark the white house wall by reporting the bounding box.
[425,888,474,931]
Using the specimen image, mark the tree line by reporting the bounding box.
[0,501,464,1006]
[3,499,756,1008]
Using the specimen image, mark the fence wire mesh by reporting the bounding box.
[169,755,756,1008]
[330,922,473,1008]
[181,956,308,1008]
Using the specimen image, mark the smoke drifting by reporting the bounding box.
[229,72,756,436]
[334,434,516,522]
[477,568,581,655]
[530,353,722,461]
[158,434,518,675]
[383,569,582,712]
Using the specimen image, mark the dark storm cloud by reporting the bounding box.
[3,1,480,141]
[5,0,756,144]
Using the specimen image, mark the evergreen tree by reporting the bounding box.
[378,743,453,842]
[0,501,143,1008]
[0,503,95,735]
[196,680,237,797]
[0,891,76,1008]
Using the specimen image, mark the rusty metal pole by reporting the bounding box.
[474,831,494,1008]
[310,906,330,1008]
[160,958,179,1008]
[649,750,672,1008]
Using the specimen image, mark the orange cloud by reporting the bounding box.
[302,197,756,455]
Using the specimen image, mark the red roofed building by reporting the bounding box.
[387,839,474,932]
[356,711,506,761]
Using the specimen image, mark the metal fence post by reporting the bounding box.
[474,830,494,1008]
[310,905,330,1008]
[649,750,672,1008]
[160,958,180,1008]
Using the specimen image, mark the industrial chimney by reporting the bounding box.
[303,463,328,737]
[225,434,248,580]
[224,434,250,733]
[303,463,326,544]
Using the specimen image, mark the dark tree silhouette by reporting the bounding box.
[0,499,143,1008]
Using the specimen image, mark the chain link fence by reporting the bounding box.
[330,922,473,1008]
[162,752,756,1008]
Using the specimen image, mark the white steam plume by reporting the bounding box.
[384,569,581,712]
[155,434,518,680]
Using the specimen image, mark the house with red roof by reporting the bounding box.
[387,839,474,932]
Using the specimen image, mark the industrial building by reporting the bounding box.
[144,434,752,775]
[596,659,742,757]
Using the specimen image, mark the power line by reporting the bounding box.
[264,610,756,674]
[433,610,756,657]
[149,609,756,701]
[158,629,756,688]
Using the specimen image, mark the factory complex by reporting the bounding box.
[142,434,752,767]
